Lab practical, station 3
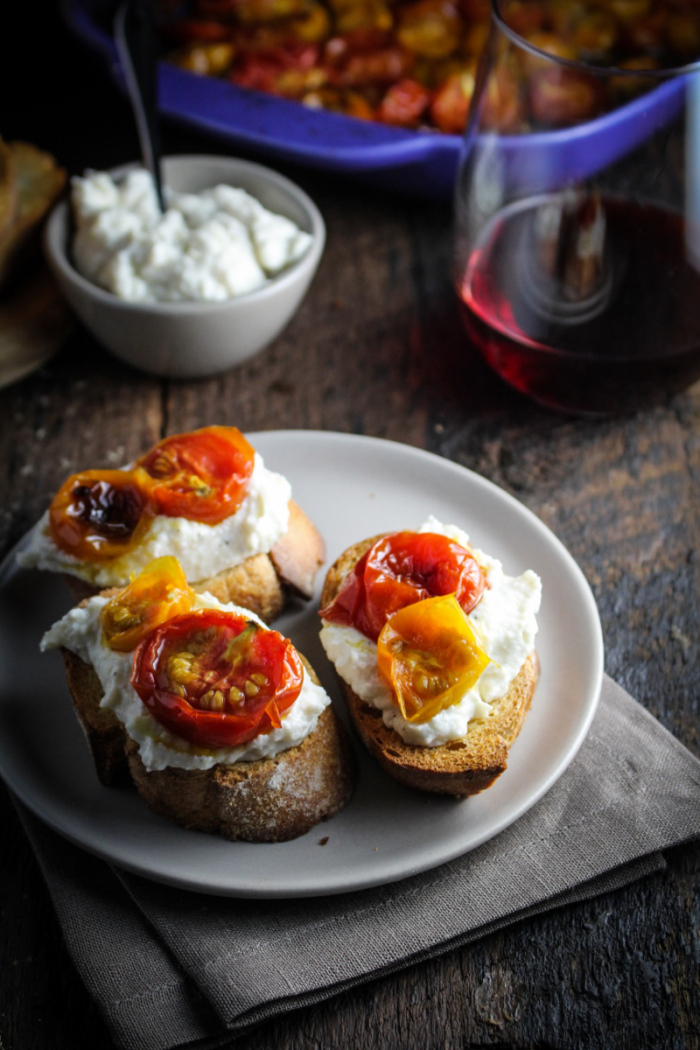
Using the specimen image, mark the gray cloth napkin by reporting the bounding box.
[16,674,700,1050]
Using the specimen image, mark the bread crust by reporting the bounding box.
[60,647,354,841]
[62,498,325,623]
[0,139,66,291]
[321,534,539,797]
[63,644,129,786]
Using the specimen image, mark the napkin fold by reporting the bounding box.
[16,674,700,1050]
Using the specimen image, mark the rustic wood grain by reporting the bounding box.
[0,3,698,1049]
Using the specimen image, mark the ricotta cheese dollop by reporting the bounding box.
[41,592,330,771]
[18,451,291,588]
[71,168,313,303]
[320,517,542,747]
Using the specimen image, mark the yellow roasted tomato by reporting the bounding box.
[99,557,196,652]
[376,593,491,723]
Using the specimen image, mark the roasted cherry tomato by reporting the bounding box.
[606,0,651,23]
[332,0,394,35]
[395,0,462,60]
[430,66,476,133]
[337,43,414,86]
[500,0,547,38]
[230,42,323,93]
[131,609,304,748]
[171,41,235,75]
[290,1,332,44]
[137,426,255,524]
[518,32,578,72]
[99,558,196,653]
[376,77,431,125]
[321,530,487,641]
[302,85,375,118]
[480,59,524,132]
[529,67,603,126]
[323,26,392,65]
[49,468,155,562]
[377,594,490,722]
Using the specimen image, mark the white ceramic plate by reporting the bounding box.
[0,431,603,898]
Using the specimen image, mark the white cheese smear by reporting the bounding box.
[41,593,330,771]
[18,452,291,587]
[71,168,313,302]
[320,517,541,747]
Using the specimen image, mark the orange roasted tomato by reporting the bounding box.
[100,558,196,653]
[320,530,487,641]
[430,65,476,133]
[48,468,156,562]
[137,426,255,524]
[131,608,304,748]
[377,593,491,722]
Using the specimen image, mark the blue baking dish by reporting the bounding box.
[65,0,689,198]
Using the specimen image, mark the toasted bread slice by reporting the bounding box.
[60,647,354,842]
[321,535,539,797]
[62,498,325,623]
[62,640,129,786]
[338,654,538,797]
[0,141,66,291]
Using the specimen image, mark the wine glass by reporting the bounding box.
[453,0,700,415]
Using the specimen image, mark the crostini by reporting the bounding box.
[42,557,354,842]
[19,425,325,623]
[319,517,541,797]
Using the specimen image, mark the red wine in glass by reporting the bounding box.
[458,194,700,414]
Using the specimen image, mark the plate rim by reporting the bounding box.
[0,430,604,897]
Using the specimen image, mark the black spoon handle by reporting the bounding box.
[114,0,166,212]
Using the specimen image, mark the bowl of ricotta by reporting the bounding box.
[43,155,325,378]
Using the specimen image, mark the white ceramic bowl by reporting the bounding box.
[43,155,326,379]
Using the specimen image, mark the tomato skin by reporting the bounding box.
[321,531,487,641]
[395,0,462,60]
[131,609,303,748]
[377,593,490,722]
[376,77,431,126]
[430,67,475,133]
[100,557,195,653]
[528,67,603,127]
[301,85,375,118]
[137,426,255,524]
[49,468,156,562]
[230,42,321,93]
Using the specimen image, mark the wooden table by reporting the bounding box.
[1,6,698,1049]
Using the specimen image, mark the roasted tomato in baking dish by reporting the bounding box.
[321,530,487,641]
[100,557,195,652]
[137,426,255,524]
[49,468,156,561]
[377,593,490,722]
[131,608,304,747]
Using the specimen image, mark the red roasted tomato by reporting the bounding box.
[131,608,304,748]
[320,530,487,641]
[376,77,431,126]
[48,468,156,561]
[137,425,255,524]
